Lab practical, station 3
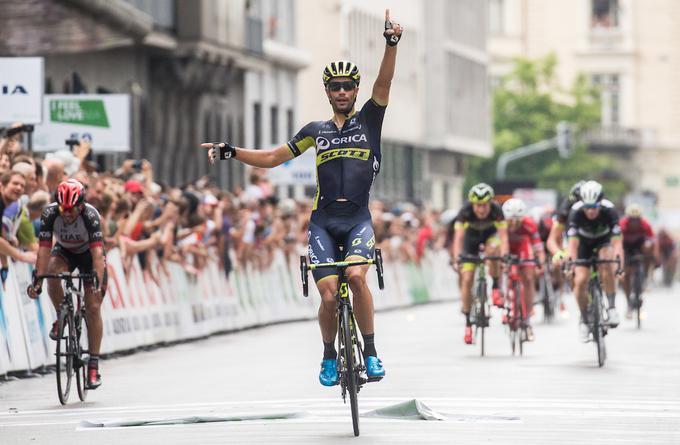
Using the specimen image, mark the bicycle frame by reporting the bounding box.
[300,250,384,437]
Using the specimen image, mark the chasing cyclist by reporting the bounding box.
[201,9,403,386]
[451,183,509,345]
[27,179,107,389]
[566,181,623,341]
[620,203,658,318]
[502,198,546,341]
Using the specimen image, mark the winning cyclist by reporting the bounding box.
[566,181,623,341]
[201,9,403,386]
[27,179,107,389]
[620,203,658,318]
[451,183,509,344]
[502,198,546,340]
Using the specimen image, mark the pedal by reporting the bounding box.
[367,375,383,383]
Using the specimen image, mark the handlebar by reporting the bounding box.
[35,272,99,288]
[457,254,506,265]
[563,256,623,275]
[299,249,385,297]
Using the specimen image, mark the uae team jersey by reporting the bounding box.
[38,203,104,254]
[286,98,386,210]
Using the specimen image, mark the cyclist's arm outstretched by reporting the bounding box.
[201,142,293,168]
[372,9,403,106]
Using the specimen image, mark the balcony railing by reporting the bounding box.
[584,125,640,152]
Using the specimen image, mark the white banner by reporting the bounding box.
[32,94,130,152]
[267,149,317,186]
[0,57,44,124]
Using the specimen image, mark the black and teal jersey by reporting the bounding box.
[286,98,386,210]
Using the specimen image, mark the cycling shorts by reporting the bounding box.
[576,236,611,261]
[51,243,96,283]
[461,233,500,272]
[308,201,375,282]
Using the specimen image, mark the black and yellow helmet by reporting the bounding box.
[468,183,494,204]
[322,60,361,86]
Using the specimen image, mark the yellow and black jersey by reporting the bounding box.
[286,99,386,210]
[454,201,506,233]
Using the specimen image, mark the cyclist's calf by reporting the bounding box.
[597,246,616,294]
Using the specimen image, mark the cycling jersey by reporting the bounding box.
[38,203,103,254]
[508,216,541,262]
[620,217,654,249]
[555,197,576,227]
[454,201,506,254]
[287,98,385,210]
[567,200,620,259]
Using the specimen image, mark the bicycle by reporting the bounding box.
[564,257,621,367]
[538,259,558,323]
[36,272,97,405]
[504,256,538,356]
[300,249,384,437]
[458,248,506,357]
[626,254,647,329]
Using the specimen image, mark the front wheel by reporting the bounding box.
[55,311,74,405]
[591,285,606,367]
[341,305,359,437]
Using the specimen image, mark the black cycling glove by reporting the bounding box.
[215,142,236,160]
[384,20,401,46]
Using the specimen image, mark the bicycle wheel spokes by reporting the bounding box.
[55,312,74,405]
[341,305,360,437]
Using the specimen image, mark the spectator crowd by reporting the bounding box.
[2,123,677,288]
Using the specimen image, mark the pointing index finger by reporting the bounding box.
[385,8,390,22]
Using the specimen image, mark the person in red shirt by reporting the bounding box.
[620,203,658,317]
[502,198,546,340]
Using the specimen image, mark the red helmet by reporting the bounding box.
[57,179,85,210]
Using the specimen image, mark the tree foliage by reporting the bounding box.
[465,54,627,203]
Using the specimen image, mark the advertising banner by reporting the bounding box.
[33,94,130,152]
[0,57,44,124]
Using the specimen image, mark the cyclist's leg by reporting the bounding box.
[485,234,504,306]
[573,239,594,319]
[308,220,341,346]
[460,234,479,317]
[598,242,621,326]
[78,251,103,357]
[342,218,376,346]
[519,239,536,324]
[46,245,71,310]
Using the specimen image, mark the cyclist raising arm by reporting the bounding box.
[201,9,403,386]
[27,180,107,389]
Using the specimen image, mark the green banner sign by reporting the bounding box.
[49,99,110,127]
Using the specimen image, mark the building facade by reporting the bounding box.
[0,0,309,190]
[489,0,680,220]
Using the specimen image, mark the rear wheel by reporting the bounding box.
[515,281,524,357]
[75,312,89,401]
[55,311,74,405]
[341,304,359,437]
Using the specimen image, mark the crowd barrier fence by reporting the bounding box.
[0,248,458,375]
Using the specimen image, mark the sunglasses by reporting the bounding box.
[327,81,356,92]
[584,203,601,209]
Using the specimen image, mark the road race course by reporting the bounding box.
[1,286,679,444]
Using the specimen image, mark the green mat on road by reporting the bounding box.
[79,411,307,428]
[362,399,446,420]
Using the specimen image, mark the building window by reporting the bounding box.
[270,105,278,144]
[286,109,294,138]
[253,102,262,148]
[488,0,504,35]
[592,74,620,126]
[591,0,619,28]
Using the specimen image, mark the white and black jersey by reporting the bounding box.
[38,203,104,254]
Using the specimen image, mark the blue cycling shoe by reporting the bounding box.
[319,359,338,386]
[365,356,385,381]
